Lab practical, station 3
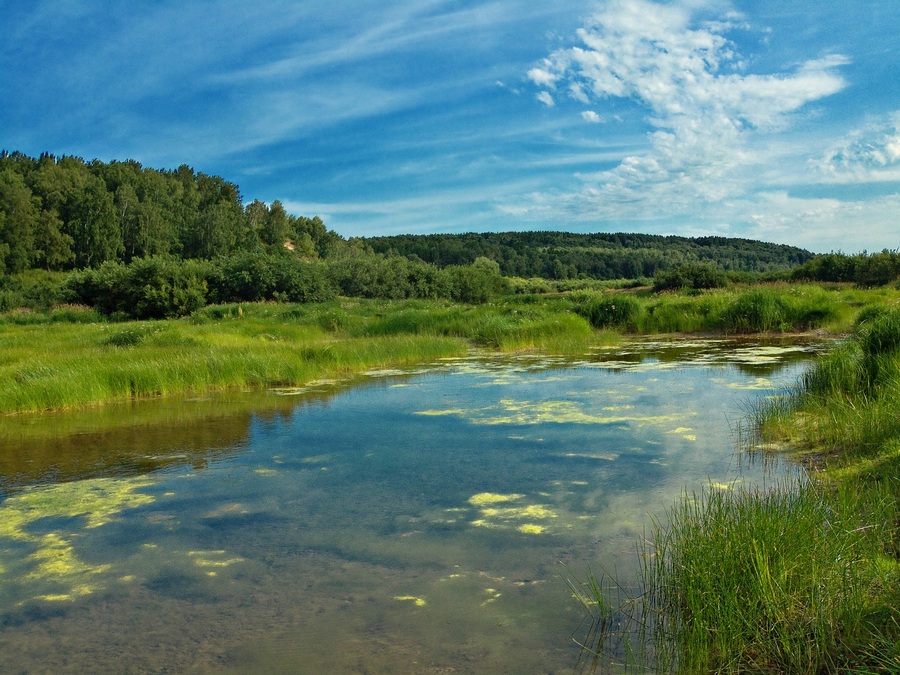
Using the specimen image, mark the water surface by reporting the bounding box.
[0,338,821,673]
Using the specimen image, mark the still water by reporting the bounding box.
[0,339,821,673]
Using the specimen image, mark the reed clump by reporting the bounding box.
[572,283,871,335]
[644,478,900,673]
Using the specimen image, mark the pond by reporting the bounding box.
[0,338,822,673]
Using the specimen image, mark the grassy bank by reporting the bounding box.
[571,282,900,335]
[0,297,608,415]
[2,283,899,415]
[611,308,900,673]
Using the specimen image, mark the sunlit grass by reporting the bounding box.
[644,478,900,674]
[1,285,897,415]
[572,306,900,672]
[574,282,897,335]
[0,298,612,414]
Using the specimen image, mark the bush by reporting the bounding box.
[653,263,727,292]
[573,292,641,329]
[207,252,337,304]
[446,258,510,304]
[64,256,208,319]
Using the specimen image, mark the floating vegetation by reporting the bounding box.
[668,427,698,441]
[188,550,245,574]
[394,595,427,607]
[467,493,558,534]
[418,398,686,427]
[0,476,156,601]
[468,492,524,506]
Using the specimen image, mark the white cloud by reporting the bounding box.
[526,0,849,221]
[743,192,900,253]
[816,111,900,183]
[581,110,603,123]
[536,91,556,107]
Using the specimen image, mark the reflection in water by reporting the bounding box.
[0,339,821,673]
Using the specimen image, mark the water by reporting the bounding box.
[0,338,821,673]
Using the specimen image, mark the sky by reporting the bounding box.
[2,0,898,253]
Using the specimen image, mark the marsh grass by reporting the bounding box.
[1,285,896,415]
[0,298,610,414]
[567,306,900,672]
[642,478,900,673]
[573,283,878,335]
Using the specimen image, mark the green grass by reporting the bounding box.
[0,297,615,415]
[570,305,900,673]
[2,284,898,415]
[644,478,900,673]
[573,282,894,335]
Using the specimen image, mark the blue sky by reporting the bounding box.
[2,0,898,253]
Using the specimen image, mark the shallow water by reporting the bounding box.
[0,338,822,673]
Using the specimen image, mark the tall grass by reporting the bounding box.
[644,478,900,673]
[1,286,897,414]
[569,307,900,672]
[572,283,872,335]
[0,298,608,414]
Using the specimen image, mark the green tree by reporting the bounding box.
[0,169,38,272]
[65,177,122,267]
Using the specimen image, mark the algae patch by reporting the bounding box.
[394,595,427,607]
[0,476,156,601]
[417,399,685,427]
[466,492,558,534]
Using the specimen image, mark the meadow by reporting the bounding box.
[2,282,894,416]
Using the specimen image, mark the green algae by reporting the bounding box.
[417,398,687,427]
[0,476,156,601]
[466,492,558,534]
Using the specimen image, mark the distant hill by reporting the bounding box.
[362,231,813,280]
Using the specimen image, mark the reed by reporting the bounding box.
[644,477,900,673]
[627,308,900,672]
[0,298,608,414]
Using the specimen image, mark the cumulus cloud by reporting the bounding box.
[524,0,849,220]
[581,110,603,123]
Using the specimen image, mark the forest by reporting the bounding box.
[363,230,814,279]
[0,152,897,320]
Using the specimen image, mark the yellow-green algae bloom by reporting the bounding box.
[468,492,524,506]
[467,492,558,534]
[0,476,155,601]
[418,399,685,427]
[394,595,427,607]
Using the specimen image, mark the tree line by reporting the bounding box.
[362,231,814,280]
[2,151,896,320]
[0,151,339,272]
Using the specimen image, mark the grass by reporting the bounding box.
[644,478,900,673]
[0,297,614,415]
[572,282,896,335]
[1,283,897,416]
[574,307,900,673]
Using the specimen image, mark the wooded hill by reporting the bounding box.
[362,231,813,280]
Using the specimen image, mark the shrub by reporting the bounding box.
[653,263,727,292]
[64,256,208,319]
[573,292,641,329]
